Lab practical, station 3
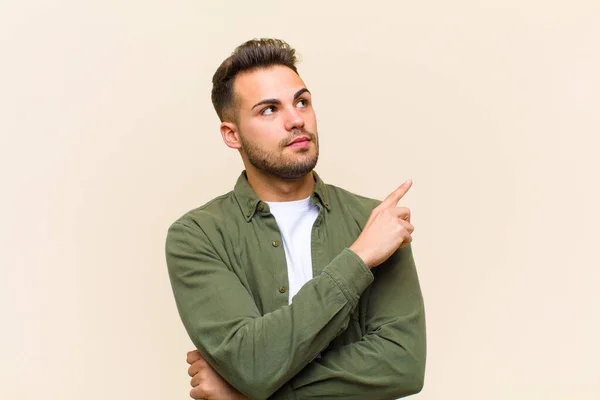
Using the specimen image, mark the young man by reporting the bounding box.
[165,38,426,400]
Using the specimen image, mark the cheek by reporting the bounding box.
[304,109,318,131]
[244,117,279,136]
[241,122,284,149]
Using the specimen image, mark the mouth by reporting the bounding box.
[287,136,311,147]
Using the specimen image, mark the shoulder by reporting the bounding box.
[325,183,381,222]
[168,190,238,235]
[327,183,381,209]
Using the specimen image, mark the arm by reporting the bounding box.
[165,221,374,400]
[274,244,426,400]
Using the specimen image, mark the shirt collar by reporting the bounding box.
[233,170,331,222]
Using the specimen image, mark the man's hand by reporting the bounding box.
[186,350,248,400]
[349,179,415,269]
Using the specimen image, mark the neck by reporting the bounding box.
[245,166,315,202]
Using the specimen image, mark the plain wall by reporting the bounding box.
[1,1,599,399]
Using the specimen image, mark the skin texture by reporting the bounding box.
[348,179,414,268]
[219,65,320,202]
[187,350,246,400]
[185,65,414,399]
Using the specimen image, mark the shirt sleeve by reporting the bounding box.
[273,244,427,400]
[165,221,374,400]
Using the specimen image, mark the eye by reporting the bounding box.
[261,105,276,116]
[296,99,309,108]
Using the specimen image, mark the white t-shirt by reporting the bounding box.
[265,196,319,304]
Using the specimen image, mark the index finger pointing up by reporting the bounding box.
[381,179,413,208]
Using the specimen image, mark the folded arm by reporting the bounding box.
[273,245,426,399]
[166,221,374,400]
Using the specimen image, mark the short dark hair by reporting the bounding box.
[211,38,299,122]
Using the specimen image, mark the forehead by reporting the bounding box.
[233,65,307,106]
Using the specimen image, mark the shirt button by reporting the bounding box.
[257,203,265,211]
[279,286,287,293]
[324,202,329,207]
[272,240,280,247]
[246,211,252,217]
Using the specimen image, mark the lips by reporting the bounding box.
[288,136,310,146]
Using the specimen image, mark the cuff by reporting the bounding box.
[323,248,374,308]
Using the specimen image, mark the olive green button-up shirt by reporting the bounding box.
[165,171,426,400]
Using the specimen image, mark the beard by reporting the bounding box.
[239,128,319,179]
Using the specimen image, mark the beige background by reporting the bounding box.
[1,1,599,399]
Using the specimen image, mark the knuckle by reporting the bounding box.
[394,224,405,235]
[186,350,199,363]
[400,235,412,247]
[190,387,203,399]
[197,368,208,379]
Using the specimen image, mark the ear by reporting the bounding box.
[220,121,242,150]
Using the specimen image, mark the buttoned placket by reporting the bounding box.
[310,197,327,280]
[255,201,290,307]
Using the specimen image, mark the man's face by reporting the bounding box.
[232,65,319,179]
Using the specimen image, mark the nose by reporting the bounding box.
[283,106,305,132]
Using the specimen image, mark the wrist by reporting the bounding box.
[348,244,373,269]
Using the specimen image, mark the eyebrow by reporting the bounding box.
[251,88,311,110]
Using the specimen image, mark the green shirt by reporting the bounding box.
[165,171,426,400]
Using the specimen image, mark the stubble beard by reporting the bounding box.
[239,129,320,180]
